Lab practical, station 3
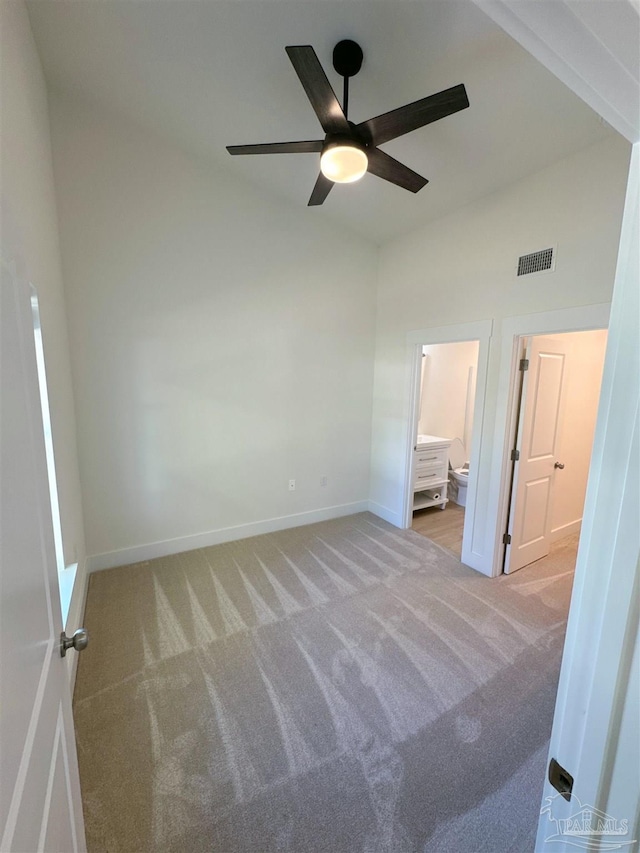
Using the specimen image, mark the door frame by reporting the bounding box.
[402,319,493,570]
[490,303,610,577]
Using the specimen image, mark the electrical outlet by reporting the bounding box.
[288,479,296,491]
[320,476,328,487]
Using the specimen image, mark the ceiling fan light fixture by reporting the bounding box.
[320,142,368,183]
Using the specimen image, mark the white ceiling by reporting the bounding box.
[27,0,615,244]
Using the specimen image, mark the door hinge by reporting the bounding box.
[503,533,512,545]
[548,758,574,802]
[519,358,529,371]
[510,448,520,462]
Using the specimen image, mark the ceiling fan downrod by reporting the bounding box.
[332,39,364,121]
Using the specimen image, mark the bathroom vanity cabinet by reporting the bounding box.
[413,435,451,512]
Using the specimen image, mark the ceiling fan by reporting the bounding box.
[227,40,469,206]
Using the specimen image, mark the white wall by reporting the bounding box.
[49,94,377,566]
[370,134,630,569]
[0,4,86,609]
[547,329,608,540]
[419,340,479,448]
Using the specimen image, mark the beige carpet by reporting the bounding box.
[74,514,576,852]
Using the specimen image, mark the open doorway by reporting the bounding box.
[502,328,608,575]
[411,340,480,558]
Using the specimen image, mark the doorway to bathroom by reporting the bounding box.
[411,339,480,558]
[500,328,608,575]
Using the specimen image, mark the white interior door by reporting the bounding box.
[505,335,568,574]
[1,262,86,852]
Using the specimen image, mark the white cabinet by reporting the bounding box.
[413,435,451,512]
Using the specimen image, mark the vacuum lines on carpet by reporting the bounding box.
[74,513,575,852]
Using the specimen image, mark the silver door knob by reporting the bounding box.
[60,628,89,658]
[554,462,565,469]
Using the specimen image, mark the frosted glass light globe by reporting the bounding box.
[320,144,368,183]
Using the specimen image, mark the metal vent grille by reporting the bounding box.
[517,247,554,276]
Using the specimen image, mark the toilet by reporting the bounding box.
[449,438,470,507]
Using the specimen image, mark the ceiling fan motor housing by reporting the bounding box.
[322,129,368,153]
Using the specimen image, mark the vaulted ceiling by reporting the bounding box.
[27,0,615,243]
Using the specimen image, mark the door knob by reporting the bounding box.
[554,462,565,469]
[60,628,89,658]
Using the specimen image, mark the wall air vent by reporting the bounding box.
[517,247,555,277]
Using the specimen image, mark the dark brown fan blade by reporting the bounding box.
[285,45,350,136]
[308,173,334,206]
[358,83,469,147]
[366,148,428,193]
[227,140,324,155]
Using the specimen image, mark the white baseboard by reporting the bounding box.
[551,519,582,542]
[367,501,404,528]
[86,501,370,573]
